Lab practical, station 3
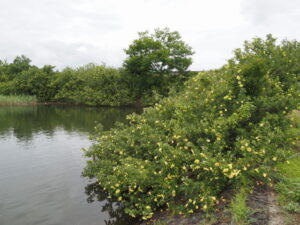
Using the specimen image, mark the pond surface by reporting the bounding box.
[0,105,140,225]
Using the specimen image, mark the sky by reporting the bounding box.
[0,0,299,70]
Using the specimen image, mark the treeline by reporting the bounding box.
[0,59,136,106]
[0,28,195,106]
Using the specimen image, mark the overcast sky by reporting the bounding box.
[0,0,299,70]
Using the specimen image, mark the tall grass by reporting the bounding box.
[230,186,252,225]
[274,111,300,216]
[0,95,37,106]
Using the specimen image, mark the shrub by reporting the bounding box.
[54,64,134,106]
[83,35,300,219]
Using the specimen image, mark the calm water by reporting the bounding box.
[0,105,140,225]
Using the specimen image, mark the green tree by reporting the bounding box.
[8,55,32,76]
[123,28,194,104]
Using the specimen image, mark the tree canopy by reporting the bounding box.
[124,28,194,75]
[123,28,194,100]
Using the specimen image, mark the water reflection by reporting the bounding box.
[85,182,138,225]
[0,105,141,141]
[0,105,141,225]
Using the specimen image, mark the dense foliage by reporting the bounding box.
[53,64,134,106]
[0,58,135,105]
[123,28,194,102]
[83,35,300,219]
[0,56,56,101]
[0,28,192,106]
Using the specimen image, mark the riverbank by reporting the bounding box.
[0,95,147,108]
[0,95,37,106]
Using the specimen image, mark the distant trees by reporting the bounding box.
[54,64,133,106]
[123,28,194,103]
[0,28,194,106]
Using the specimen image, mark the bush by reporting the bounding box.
[83,35,300,219]
[54,64,134,106]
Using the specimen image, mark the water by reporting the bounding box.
[0,105,140,225]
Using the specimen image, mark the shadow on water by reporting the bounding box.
[85,182,138,225]
[0,105,142,142]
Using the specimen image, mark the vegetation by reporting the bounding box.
[83,34,300,220]
[1,30,299,222]
[123,28,194,103]
[0,28,192,107]
[274,111,300,216]
[53,64,134,106]
[0,95,37,106]
[230,187,252,225]
[276,155,300,213]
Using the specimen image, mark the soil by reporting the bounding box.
[247,185,269,225]
[267,191,284,225]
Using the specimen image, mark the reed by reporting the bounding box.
[0,95,37,106]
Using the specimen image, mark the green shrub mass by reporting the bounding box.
[83,35,300,219]
[0,59,185,106]
[53,64,134,106]
[0,60,136,105]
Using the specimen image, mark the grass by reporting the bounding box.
[273,110,300,224]
[275,154,300,213]
[0,95,37,106]
[230,187,252,225]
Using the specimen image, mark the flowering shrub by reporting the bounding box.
[83,35,300,219]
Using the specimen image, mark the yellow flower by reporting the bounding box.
[172,190,176,197]
[203,204,207,210]
[223,168,229,173]
[146,205,151,210]
[263,173,267,177]
[115,189,120,194]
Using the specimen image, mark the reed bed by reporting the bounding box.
[0,95,37,106]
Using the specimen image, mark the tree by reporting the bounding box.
[8,55,32,75]
[123,28,194,103]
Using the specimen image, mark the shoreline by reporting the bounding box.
[0,101,146,108]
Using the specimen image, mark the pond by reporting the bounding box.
[0,105,141,225]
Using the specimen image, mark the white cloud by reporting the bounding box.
[0,0,299,70]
